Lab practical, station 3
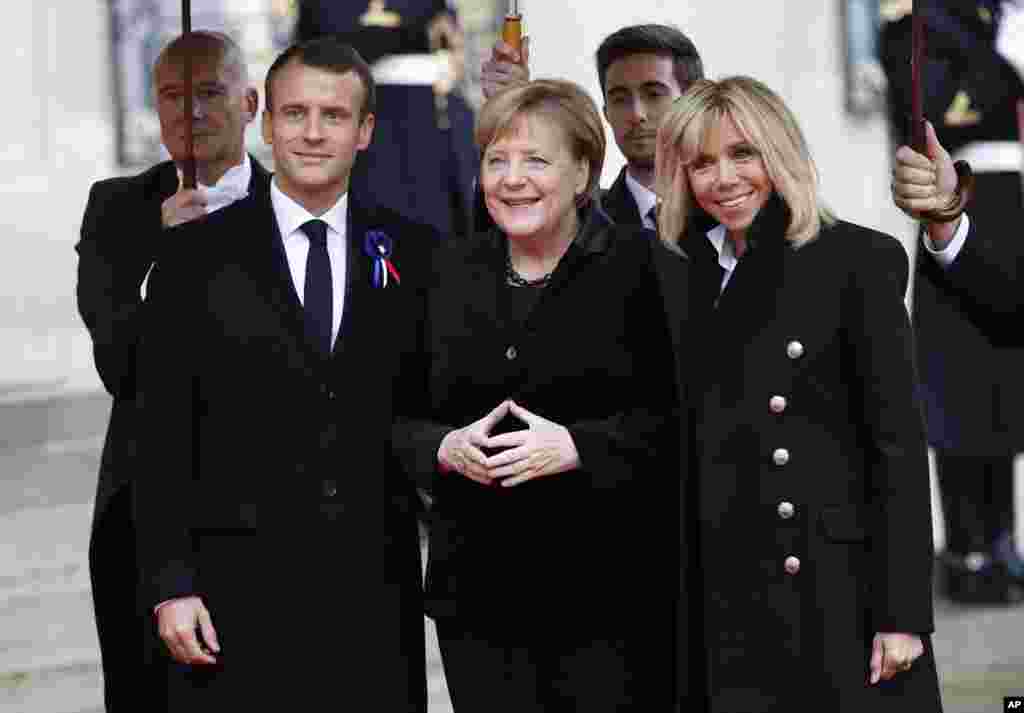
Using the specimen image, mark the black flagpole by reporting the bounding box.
[182,0,197,189]
[911,0,926,153]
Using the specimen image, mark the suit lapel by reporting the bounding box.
[247,154,272,196]
[243,185,320,363]
[601,167,644,226]
[332,195,373,360]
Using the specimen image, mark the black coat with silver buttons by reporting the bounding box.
[658,195,942,712]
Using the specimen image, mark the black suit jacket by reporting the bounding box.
[134,184,435,708]
[76,157,271,521]
[601,166,645,226]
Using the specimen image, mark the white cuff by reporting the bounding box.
[922,212,970,268]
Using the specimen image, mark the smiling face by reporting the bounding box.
[262,59,374,215]
[481,112,589,245]
[602,53,684,174]
[686,113,772,241]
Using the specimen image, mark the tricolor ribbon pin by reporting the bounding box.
[363,231,401,288]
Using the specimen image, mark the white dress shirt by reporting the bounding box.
[176,153,253,213]
[921,212,972,268]
[625,170,660,230]
[270,179,348,348]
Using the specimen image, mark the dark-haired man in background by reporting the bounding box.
[134,37,434,710]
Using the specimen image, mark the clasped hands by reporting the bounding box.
[437,400,580,487]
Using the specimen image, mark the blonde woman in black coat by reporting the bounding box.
[652,76,943,712]
[394,79,681,711]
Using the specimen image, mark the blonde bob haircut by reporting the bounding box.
[476,79,606,206]
[654,75,834,251]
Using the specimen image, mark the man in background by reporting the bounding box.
[75,30,269,711]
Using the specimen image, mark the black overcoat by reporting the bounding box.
[660,199,943,712]
[392,208,684,702]
[133,182,434,711]
[75,158,270,711]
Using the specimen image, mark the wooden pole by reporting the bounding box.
[911,1,926,153]
[182,0,197,189]
[502,0,522,53]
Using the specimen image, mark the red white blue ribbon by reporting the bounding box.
[363,230,401,288]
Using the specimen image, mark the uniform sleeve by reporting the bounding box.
[847,233,935,633]
[938,220,1024,329]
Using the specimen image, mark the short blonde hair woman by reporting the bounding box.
[650,76,943,711]
[655,75,834,250]
[394,78,679,711]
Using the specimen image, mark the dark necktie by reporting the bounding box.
[646,204,658,230]
[301,219,332,355]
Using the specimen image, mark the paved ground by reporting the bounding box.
[1,390,1022,713]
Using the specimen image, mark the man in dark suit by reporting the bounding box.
[881,0,1024,605]
[480,24,703,228]
[134,37,435,710]
[75,31,270,712]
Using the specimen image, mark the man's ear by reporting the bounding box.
[261,109,273,146]
[358,112,375,151]
[243,87,259,123]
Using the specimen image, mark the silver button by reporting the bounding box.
[777,501,795,519]
[505,345,518,361]
[784,555,801,575]
[323,479,338,498]
[769,395,787,413]
[786,340,804,359]
[772,447,790,466]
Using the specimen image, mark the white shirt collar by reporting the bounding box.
[176,154,252,213]
[624,170,659,226]
[270,178,349,242]
[705,223,739,276]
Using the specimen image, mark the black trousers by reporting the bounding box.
[436,618,670,713]
[936,450,1015,554]
[89,485,167,712]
